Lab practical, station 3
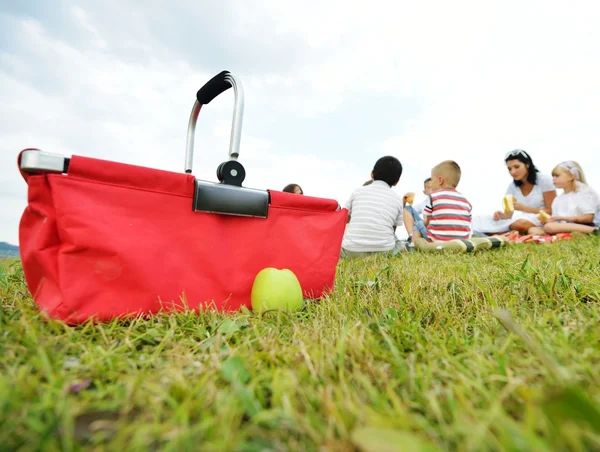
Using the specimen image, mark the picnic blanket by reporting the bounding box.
[498,231,573,244]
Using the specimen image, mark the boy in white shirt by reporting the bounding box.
[341,156,404,258]
[403,177,433,241]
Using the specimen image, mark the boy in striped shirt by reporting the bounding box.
[412,160,472,241]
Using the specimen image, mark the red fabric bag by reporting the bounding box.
[17,71,348,324]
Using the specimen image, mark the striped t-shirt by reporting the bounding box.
[423,188,472,241]
[342,181,404,252]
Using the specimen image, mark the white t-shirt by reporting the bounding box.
[412,197,429,216]
[551,183,600,220]
[342,181,404,252]
[505,173,555,209]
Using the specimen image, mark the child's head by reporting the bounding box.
[423,177,433,195]
[551,161,586,191]
[282,183,303,195]
[431,160,461,190]
[371,156,402,187]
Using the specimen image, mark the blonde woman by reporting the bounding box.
[529,161,600,236]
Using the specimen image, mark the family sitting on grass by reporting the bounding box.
[330,150,600,258]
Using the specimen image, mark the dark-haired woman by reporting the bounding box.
[282,184,303,195]
[472,150,556,235]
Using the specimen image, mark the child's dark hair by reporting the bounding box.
[372,156,402,186]
[423,177,431,187]
[282,183,303,194]
[504,150,539,186]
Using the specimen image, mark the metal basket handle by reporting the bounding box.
[184,71,244,174]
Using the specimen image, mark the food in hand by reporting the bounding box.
[503,195,516,213]
[537,210,551,222]
[406,193,415,205]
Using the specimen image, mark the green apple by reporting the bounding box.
[251,268,304,313]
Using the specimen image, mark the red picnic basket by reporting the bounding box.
[17,71,348,324]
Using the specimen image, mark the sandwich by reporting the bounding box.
[537,210,551,222]
[503,195,516,214]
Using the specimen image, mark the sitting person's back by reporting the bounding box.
[413,160,473,242]
[342,156,404,257]
[425,187,472,241]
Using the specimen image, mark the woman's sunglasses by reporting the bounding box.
[505,149,530,160]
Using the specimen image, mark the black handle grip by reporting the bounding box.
[196,71,233,105]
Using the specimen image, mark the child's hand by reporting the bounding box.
[403,192,415,206]
[547,216,562,223]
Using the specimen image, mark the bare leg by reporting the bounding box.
[413,229,423,239]
[403,209,415,237]
[510,219,536,235]
[544,222,596,235]
[528,226,545,235]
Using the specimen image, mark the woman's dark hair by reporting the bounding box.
[282,183,303,194]
[504,149,539,186]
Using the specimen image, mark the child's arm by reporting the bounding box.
[423,194,433,226]
[402,192,415,207]
[549,214,595,224]
[344,193,354,223]
[393,204,403,233]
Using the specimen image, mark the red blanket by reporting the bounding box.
[498,231,572,244]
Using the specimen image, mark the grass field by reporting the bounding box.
[1,237,600,451]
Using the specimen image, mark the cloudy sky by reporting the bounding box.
[2,1,600,245]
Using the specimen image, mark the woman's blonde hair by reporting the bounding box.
[552,161,587,187]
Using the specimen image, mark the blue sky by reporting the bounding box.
[2,0,600,244]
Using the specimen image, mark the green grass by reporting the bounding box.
[2,237,600,451]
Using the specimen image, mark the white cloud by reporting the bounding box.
[70,5,107,49]
[2,0,600,245]
[0,11,365,244]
